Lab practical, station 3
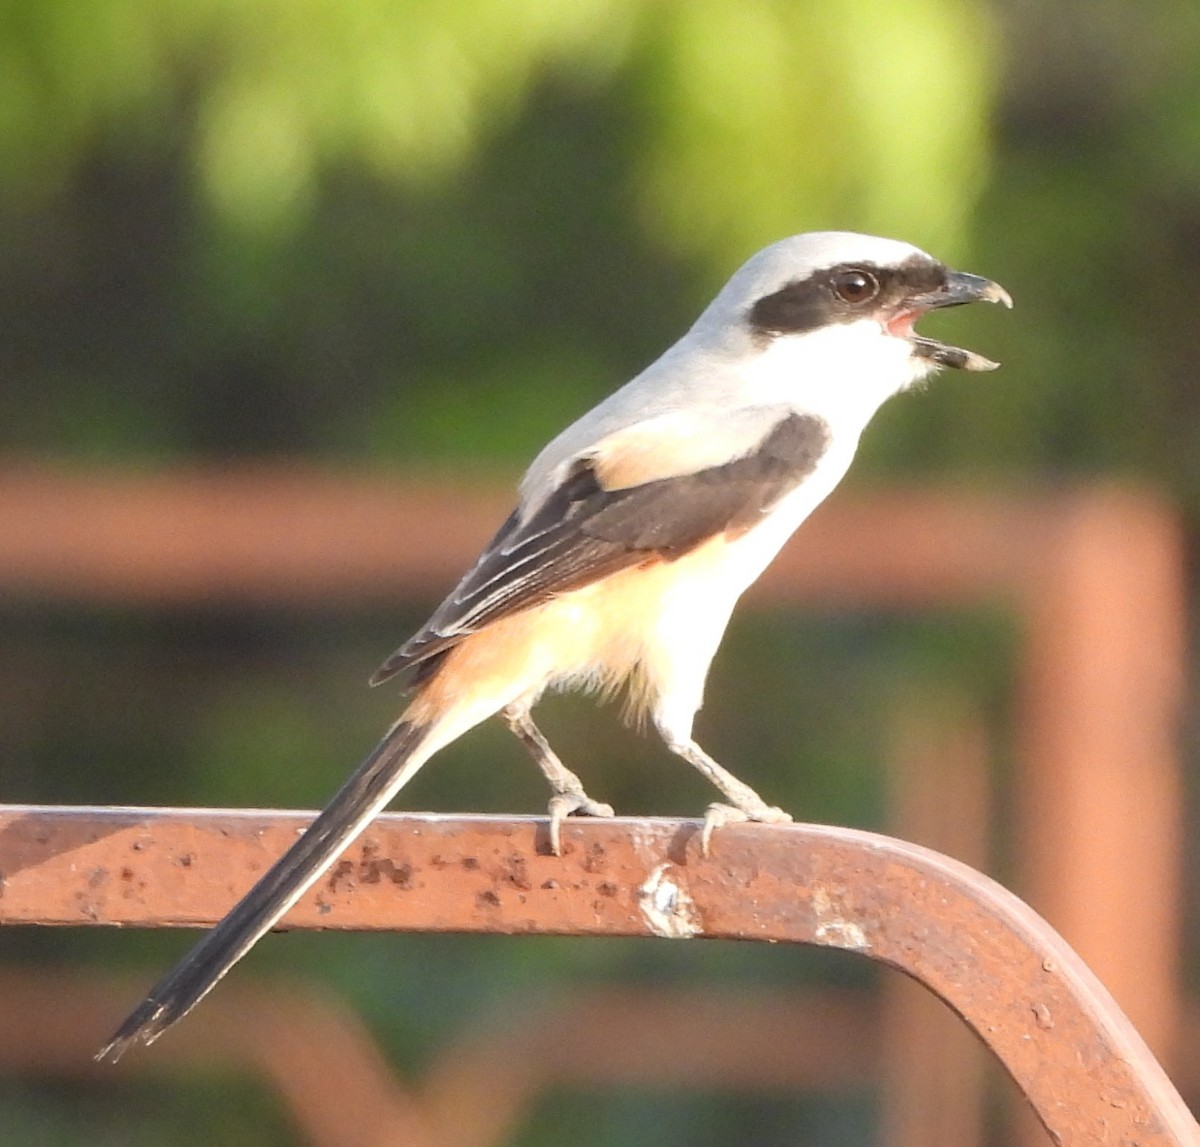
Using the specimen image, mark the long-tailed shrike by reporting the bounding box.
[99,230,1009,1059]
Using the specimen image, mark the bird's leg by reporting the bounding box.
[660,732,792,856]
[503,704,614,855]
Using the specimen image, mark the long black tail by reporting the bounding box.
[96,719,428,1061]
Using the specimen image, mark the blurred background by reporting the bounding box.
[1,0,1198,1142]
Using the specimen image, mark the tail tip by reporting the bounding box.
[95,1003,169,1064]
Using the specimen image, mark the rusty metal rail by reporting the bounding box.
[0,804,1194,1145]
[0,468,1184,1069]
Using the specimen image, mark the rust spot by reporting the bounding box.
[582,843,608,874]
[176,853,194,868]
[462,857,480,871]
[597,881,619,898]
[360,858,413,888]
[327,854,414,891]
[476,889,501,909]
[328,859,356,892]
[120,867,134,881]
[503,856,531,891]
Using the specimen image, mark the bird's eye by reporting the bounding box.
[833,269,879,305]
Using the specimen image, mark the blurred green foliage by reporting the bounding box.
[0,0,992,249]
[3,1,1200,1143]
[0,0,994,468]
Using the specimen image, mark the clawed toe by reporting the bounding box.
[700,801,793,857]
[546,792,616,855]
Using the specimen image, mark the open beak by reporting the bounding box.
[904,270,1012,372]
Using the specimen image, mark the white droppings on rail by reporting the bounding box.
[638,863,702,939]
[811,885,868,950]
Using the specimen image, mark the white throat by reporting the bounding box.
[738,320,936,438]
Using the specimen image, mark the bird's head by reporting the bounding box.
[698,231,1011,425]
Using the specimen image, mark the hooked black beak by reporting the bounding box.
[908,270,1012,371]
[914,270,1013,312]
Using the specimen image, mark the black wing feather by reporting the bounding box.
[371,412,829,685]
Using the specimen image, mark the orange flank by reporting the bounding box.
[403,533,734,728]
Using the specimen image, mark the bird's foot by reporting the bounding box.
[546,791,615,856]
[700,801,792,858]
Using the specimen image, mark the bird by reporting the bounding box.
[98,230,1010,1060]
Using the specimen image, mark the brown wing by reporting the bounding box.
[370,411,830,685]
